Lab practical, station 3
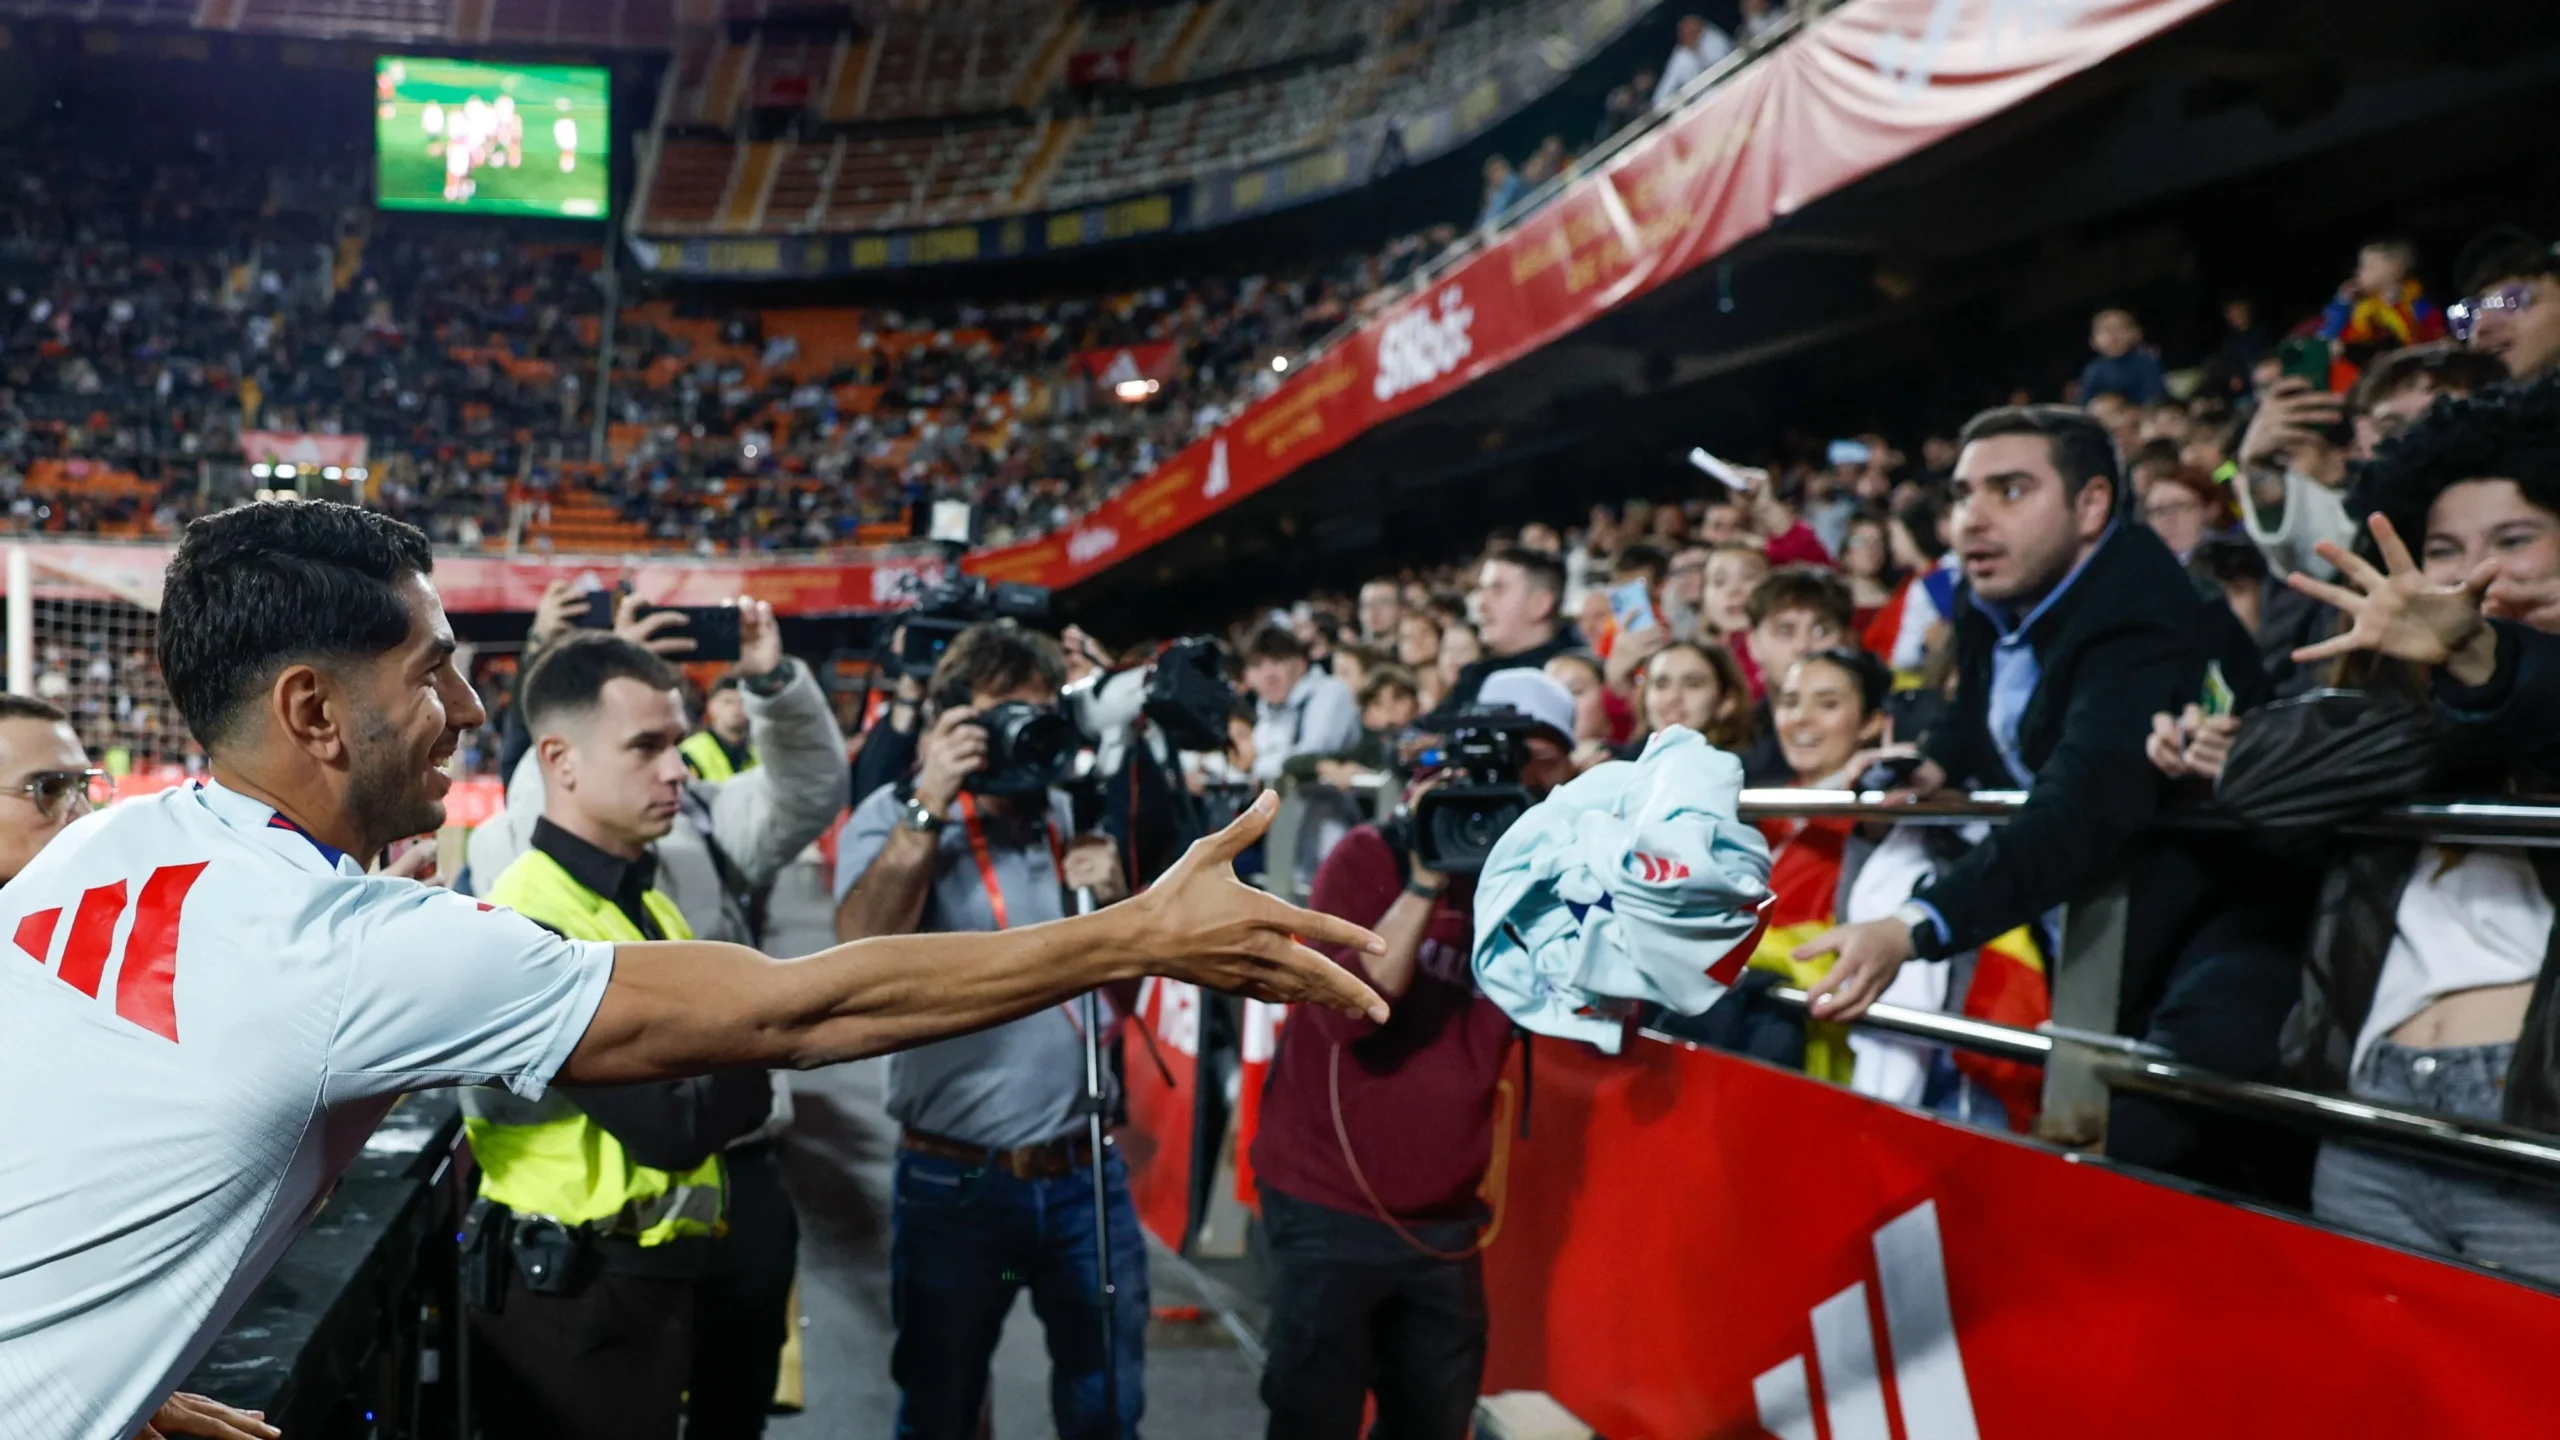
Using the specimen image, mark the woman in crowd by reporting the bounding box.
[1434,623,1483,709]
[2138,463,2235,564]
[1717,648,2044,1121]
[1864,490,1955,678]
[2163,378,2560,1278]
[1544,651,1632,768]
[1396,610,1441,699]
[1838,512,1898,632]
[1629,638,1754,758]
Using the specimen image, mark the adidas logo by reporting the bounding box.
[1629,851,1691,882]
[1754,1199,1980,1440]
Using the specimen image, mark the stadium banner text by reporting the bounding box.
[15,539,950,617]
[966,0,2233,591]
[1471,1038,2560,1436]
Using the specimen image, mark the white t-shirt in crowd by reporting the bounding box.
[0,781,616,1440]
[2357,844,2552,1071]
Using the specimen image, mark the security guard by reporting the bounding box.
[465,633,773,1440]
[471,596,847,1440]
[681,673,758,780]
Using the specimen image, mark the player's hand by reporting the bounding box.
[1062,836,1129,905]
[734,597,783,678]
[1126,792,1388,1023]
[1792,917,1917,1022]
[615,592,695,657]
[528,580,580,651]
[913,708,988,814]
[2288,512,2499,685]
[135,1393,280,1440]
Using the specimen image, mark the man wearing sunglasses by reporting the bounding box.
[2450,226,2560,381]
[0,694,108,883]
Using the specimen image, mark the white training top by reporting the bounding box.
[2358,844,2553,1072]
[0,782,616,1440]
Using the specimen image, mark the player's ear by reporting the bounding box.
[270,662,346,762]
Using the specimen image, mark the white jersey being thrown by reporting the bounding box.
[0,781,615,1440]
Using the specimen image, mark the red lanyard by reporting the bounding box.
[953,791,1063,932]
[954,792,1107,1038]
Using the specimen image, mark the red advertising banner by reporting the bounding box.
[1119,977,1202,1249]
[239,431,368,469]
[966,0,2231,592]
[15,538,948,617]
[1481,1038,2560,1437]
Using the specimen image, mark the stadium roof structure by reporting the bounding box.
[0,0,695,49]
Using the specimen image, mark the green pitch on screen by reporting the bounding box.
[376,57,610,219]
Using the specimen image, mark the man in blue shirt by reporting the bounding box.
[1791,406,2287,1181]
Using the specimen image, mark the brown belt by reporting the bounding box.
[900,1126,1099,1180]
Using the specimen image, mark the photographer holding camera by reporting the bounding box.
[831,620,1144,1440]
[1249,669,1578,1440]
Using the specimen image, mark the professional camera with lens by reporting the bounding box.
[967,699,1079,796]
[890,572,1053,681]
[1402,708,1540,875]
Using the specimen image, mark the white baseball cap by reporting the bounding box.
[1472,668,1577,747]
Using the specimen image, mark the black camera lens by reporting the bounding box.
[968,701,1077,795]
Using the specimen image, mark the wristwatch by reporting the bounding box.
[741,657,796,699]
[900,795,946,835]
[1892,900,1940,953]
[1405,877,1446,901]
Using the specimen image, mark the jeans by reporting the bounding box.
[1258,1185,1487,1440]
[890,1145,1149,1440]
[2312,1041,2560,1284]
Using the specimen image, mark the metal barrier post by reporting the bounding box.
[2038,872,2130,1147]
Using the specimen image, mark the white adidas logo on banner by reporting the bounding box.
[1753,1200,1980,1440]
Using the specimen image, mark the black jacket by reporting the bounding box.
[2218,654,2560,1131]
[1913,525,2268,994]
[1425,628,1582,728]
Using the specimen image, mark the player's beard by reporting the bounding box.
[346,710,446,852]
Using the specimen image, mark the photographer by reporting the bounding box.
[1249,670,1579,1440]
[831,621,1143,1440]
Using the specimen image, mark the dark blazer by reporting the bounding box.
[1913,523,2268,1021]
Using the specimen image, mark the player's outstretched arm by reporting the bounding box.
[560,792,1388,1083]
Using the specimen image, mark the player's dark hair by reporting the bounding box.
[1958,404,2123,517]
[519,633,684,732]
[929,620,1066,712]
[159,501,435,749]
[0,694,68,726]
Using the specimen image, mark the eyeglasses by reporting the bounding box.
[3,769,112,821]
[2449,283,2537,343]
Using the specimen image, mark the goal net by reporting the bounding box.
[6,542,197,789]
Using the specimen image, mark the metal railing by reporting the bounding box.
[1259,776,2560,1192]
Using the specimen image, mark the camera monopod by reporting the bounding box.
[1072,883,1122,1433]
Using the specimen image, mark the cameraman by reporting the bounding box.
[1249,670,1578,1440]
[831,621,1144,1440]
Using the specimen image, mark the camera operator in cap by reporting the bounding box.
[832,619,1143,1440]
[1249,668,1577,1440]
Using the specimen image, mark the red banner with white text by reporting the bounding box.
[15,538,948,616]
[1481,1038,2560,1438]
[965,0,2230,591]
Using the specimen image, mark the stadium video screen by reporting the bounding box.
[376,57,609,219]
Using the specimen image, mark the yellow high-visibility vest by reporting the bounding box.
[680,730,755,782]
[463,847,723,1247]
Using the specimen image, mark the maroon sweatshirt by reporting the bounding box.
[1250,825,1515,1223]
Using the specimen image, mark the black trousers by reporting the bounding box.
[688,1141,802,1439]
[471,1268,695,1440]
[1258,1185,1486,1440]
